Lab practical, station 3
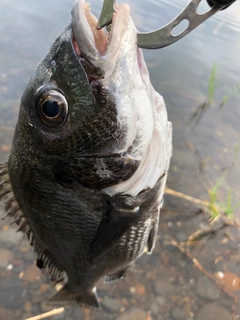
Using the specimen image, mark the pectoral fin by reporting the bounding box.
[87,203,139,264]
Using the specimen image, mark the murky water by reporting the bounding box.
[0,1,240,319]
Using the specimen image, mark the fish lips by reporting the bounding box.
[71,0,136,80]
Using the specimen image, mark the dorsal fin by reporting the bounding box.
[0,162,64,282]
[0,163,23,221]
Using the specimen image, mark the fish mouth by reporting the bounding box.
[71,0,133,80]
[72,1,108,56]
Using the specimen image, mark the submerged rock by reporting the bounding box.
[171,306,188,319]
[154,279,174,296]
[196,303,231,320]
[116,308,146,320]
[0,248,13,269]
[0,306,15,320]
[196,275,220,300]
[0,279,25,309]
[0,228,22,245]
[102,297,122,313]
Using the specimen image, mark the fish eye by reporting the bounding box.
[37,90,68,127]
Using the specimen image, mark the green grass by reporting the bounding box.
[189,64,231,123]
[221,189,240,218]
[207,177,240,219]
[208,63,220,104]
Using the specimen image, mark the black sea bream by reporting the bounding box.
[0,0,172,308]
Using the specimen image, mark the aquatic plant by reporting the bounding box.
[207,176,240,219]
[189,63,230,123]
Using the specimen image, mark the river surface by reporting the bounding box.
[0,1,240,320]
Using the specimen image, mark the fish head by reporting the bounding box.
[9,0,170,191]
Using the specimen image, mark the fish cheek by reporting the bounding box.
[48,36,96,123]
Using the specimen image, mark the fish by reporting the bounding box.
[0,0,172,308]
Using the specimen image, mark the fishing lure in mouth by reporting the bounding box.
[97,0,236,49]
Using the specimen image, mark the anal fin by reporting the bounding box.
[48,285,100,308]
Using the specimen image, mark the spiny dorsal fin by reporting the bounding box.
[0,162,64,282]
[0,162,22,220]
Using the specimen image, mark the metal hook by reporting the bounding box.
[97,0,225,49]
[97,0,116,29]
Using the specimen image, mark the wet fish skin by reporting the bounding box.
[0,0,172,308]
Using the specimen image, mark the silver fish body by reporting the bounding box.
[0,0,172,308]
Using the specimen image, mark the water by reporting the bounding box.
[0,0,240,319]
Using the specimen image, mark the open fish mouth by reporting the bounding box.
[71,0,137,80]
[72,0,110,58]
